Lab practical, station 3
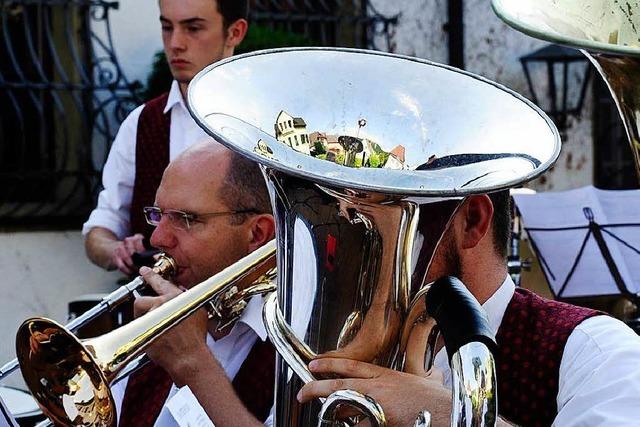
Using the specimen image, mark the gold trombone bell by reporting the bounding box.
[16,240,276,427]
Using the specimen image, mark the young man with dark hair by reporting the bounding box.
[112,140,276,427]
[298,193,640,426]
[83,0,250,275]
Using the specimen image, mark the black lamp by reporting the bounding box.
[520,44,592,132]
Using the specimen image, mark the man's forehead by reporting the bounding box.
[158,0,220,22]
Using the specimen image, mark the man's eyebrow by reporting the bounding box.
[159,16,207,25]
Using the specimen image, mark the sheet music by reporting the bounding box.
[166,386,214,427]
[0,395,18,427]
[514,185,640,298]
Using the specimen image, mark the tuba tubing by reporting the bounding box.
[0,254,176,382]
[15,240,276,426]
[425,276,498,427]
[311,276,498,427]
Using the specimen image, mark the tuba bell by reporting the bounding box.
[188,47,560,426]
[492,0,640,179]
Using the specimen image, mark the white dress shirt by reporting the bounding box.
[111,295,271,427]
[83,81,210,239]
[433,276,640,426]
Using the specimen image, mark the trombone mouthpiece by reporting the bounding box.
[153,253,177,278]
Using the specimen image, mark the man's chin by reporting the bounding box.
[173,269,194,290]
[170,70,195,85]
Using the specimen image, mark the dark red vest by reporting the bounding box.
[130,92,171,245]
[495,288,603,427]
[119,338,276,426]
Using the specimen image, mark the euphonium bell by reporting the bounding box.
[187,47,561,426]
[493,0,640,179]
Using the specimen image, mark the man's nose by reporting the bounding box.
[150,219,177,250]
[168,28,187,52]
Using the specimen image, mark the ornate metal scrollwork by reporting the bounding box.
[0,0,141,226]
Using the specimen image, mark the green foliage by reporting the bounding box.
[368,152,389,168]
[141,50,174,102]
[236,24,311,55]
[141,25,312,102]
[312,140,326,155]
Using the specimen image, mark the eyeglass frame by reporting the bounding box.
[143,206,260,230]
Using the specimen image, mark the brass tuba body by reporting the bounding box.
[188,48,561,426]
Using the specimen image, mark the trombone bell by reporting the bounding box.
[15,241,276,426]
[17,319,114,426]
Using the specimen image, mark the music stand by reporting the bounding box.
[513,186,640,304]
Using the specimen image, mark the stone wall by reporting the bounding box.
[371,0,595,191]
[0,232,121,387]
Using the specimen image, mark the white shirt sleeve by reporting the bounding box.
[82,105,144,239]
[553,315,640,426]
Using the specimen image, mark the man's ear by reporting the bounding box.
[247,214,276,252]
[225,19,248,50]
[459,195,493,250]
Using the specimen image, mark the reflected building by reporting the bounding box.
[272,113,406,169]
[275,110,311,154]
[309,131,341,157]
[385,145,406,170]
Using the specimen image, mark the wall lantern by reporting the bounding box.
[520,44,592,133]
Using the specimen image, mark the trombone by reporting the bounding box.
[0,254,177,382]
[15,240,276,427]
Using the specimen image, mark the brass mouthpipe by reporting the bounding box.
[0,254,176,382]
[15,240,276,427]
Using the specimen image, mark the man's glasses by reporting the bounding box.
[143,206,258,231]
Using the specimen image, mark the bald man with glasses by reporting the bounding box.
[110,140,277,427]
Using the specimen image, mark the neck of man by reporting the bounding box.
[179,81,189,102]
[461,258,508,305]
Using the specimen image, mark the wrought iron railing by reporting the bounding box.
[0,0,140,228]
[249,0,398,52]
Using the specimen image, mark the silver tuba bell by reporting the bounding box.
[493,0,640,179]
[188,48,560,426]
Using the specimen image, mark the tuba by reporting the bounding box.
[492,0,640,179]
[188,47,560,426]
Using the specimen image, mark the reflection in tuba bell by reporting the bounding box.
[188,48,560,426]
[492,0,640,179]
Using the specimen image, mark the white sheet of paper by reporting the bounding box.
[514,185,640,298]
[0,396,18,427]
[166,386,215,427]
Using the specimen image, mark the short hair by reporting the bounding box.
[221,151,272,224]
[216,0,249,32]
[488,190,511,259]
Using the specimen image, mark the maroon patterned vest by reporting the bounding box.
[119,338,276,426]
[130,92,171,245]
[495,288,603,426]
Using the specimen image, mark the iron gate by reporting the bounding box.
[0,0,140,227]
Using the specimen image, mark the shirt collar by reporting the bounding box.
[163,80,184,114]
[482,274,516,334]
[236,294,269,341]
